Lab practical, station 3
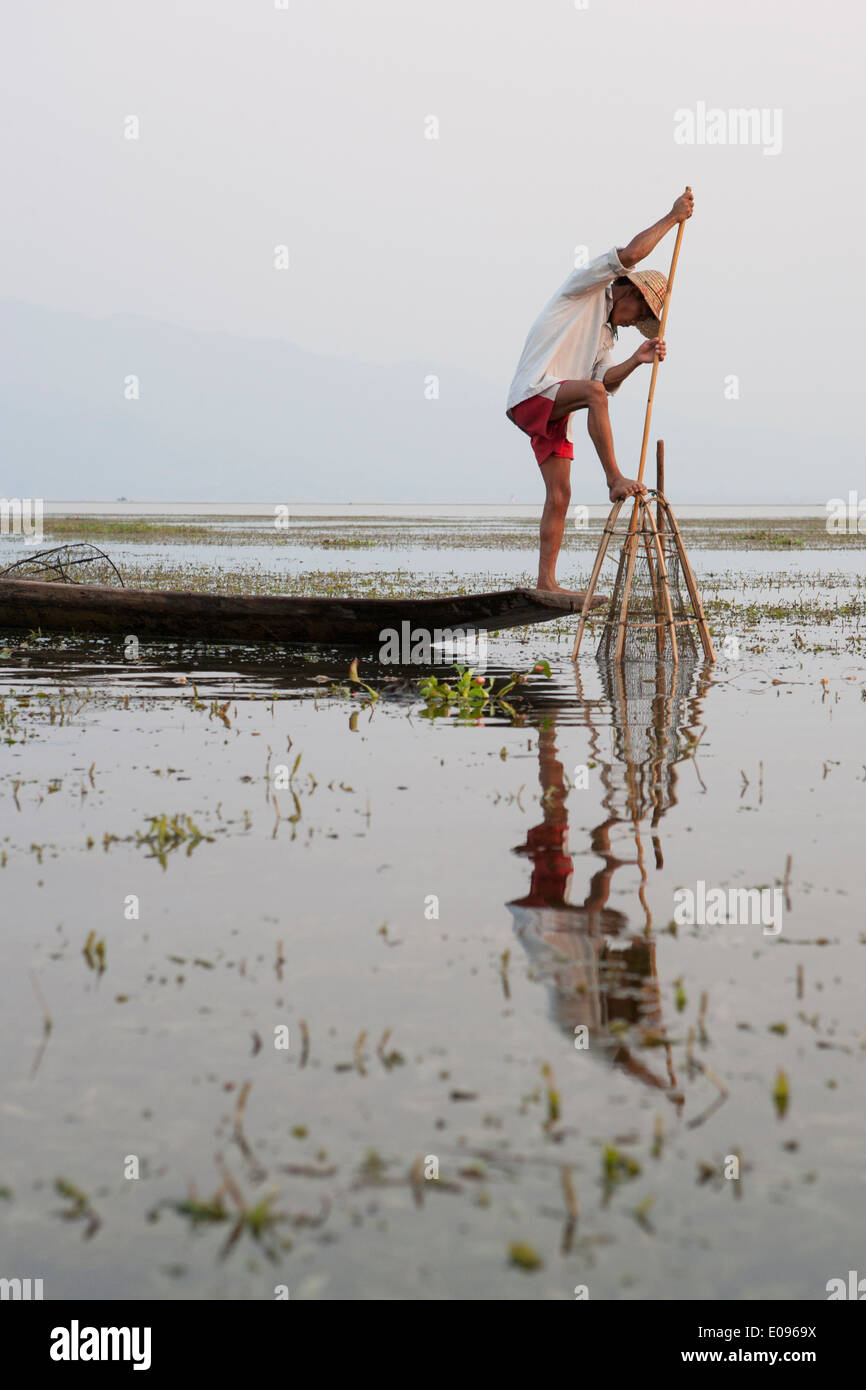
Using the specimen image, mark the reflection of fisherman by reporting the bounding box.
[507,720,672,1091]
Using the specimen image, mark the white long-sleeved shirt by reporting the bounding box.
[505,247,626,441]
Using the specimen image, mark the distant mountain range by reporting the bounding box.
[0,299,842,505]
[0,299,535,503]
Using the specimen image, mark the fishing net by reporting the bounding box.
[596,503,698,663]
[0,543,125,587]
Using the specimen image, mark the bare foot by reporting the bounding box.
[608,475,647,502]
[535,579,585,596]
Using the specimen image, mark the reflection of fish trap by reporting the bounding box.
[599,652,699,773]
[573,443,714,665]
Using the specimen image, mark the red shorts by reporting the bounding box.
[507,384,572,466]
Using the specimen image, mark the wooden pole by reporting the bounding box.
[655,438,666,654]
[573,192,691,664]
[656,439,665,526]
[639,505,665,657]
[658,496,715,662]
[571,498,624,659]
[636,190,691,485]
[613,495,679,664]
[611,196,690,662]
[640,494,679,663]
[613,500,643,662]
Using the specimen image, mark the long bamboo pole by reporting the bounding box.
[611,193,691,661]
[572,194,691,663]
[637,191,691,485]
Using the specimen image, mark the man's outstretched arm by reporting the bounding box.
[617,189,694,269]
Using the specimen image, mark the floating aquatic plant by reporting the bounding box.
[136,812,213,867]
[603,1145,642,1190]
[773,1069,790,1118]
[417,659,550,723]
[508,1241,542,1271]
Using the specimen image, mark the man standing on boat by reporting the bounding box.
[506,189,694,593]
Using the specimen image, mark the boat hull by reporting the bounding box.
[0,578,606,645]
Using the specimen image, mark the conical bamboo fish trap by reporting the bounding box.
[572,187,714,666]
[572,443,714,664]
[572,442,714,664]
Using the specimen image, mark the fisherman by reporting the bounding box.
[506,189,694,593]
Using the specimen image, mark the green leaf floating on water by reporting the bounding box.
[508,1242,542,1271]
[603,1145,642,1186]
[773,1068,790,1117]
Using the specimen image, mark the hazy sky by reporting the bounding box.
[2,1,864,499]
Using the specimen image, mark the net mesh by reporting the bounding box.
[0,542,125,588]
[596,505,699,663]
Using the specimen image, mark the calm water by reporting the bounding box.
[1,523,864,1300]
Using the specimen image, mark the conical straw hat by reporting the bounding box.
[624,269,667,339]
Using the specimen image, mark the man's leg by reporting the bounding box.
[549,380,646,502]
[537,455,573,591]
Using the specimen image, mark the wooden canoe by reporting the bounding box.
[0,577,608,645]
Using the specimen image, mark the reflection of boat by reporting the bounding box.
[507,655,713,1096]
[0,578,607,646]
